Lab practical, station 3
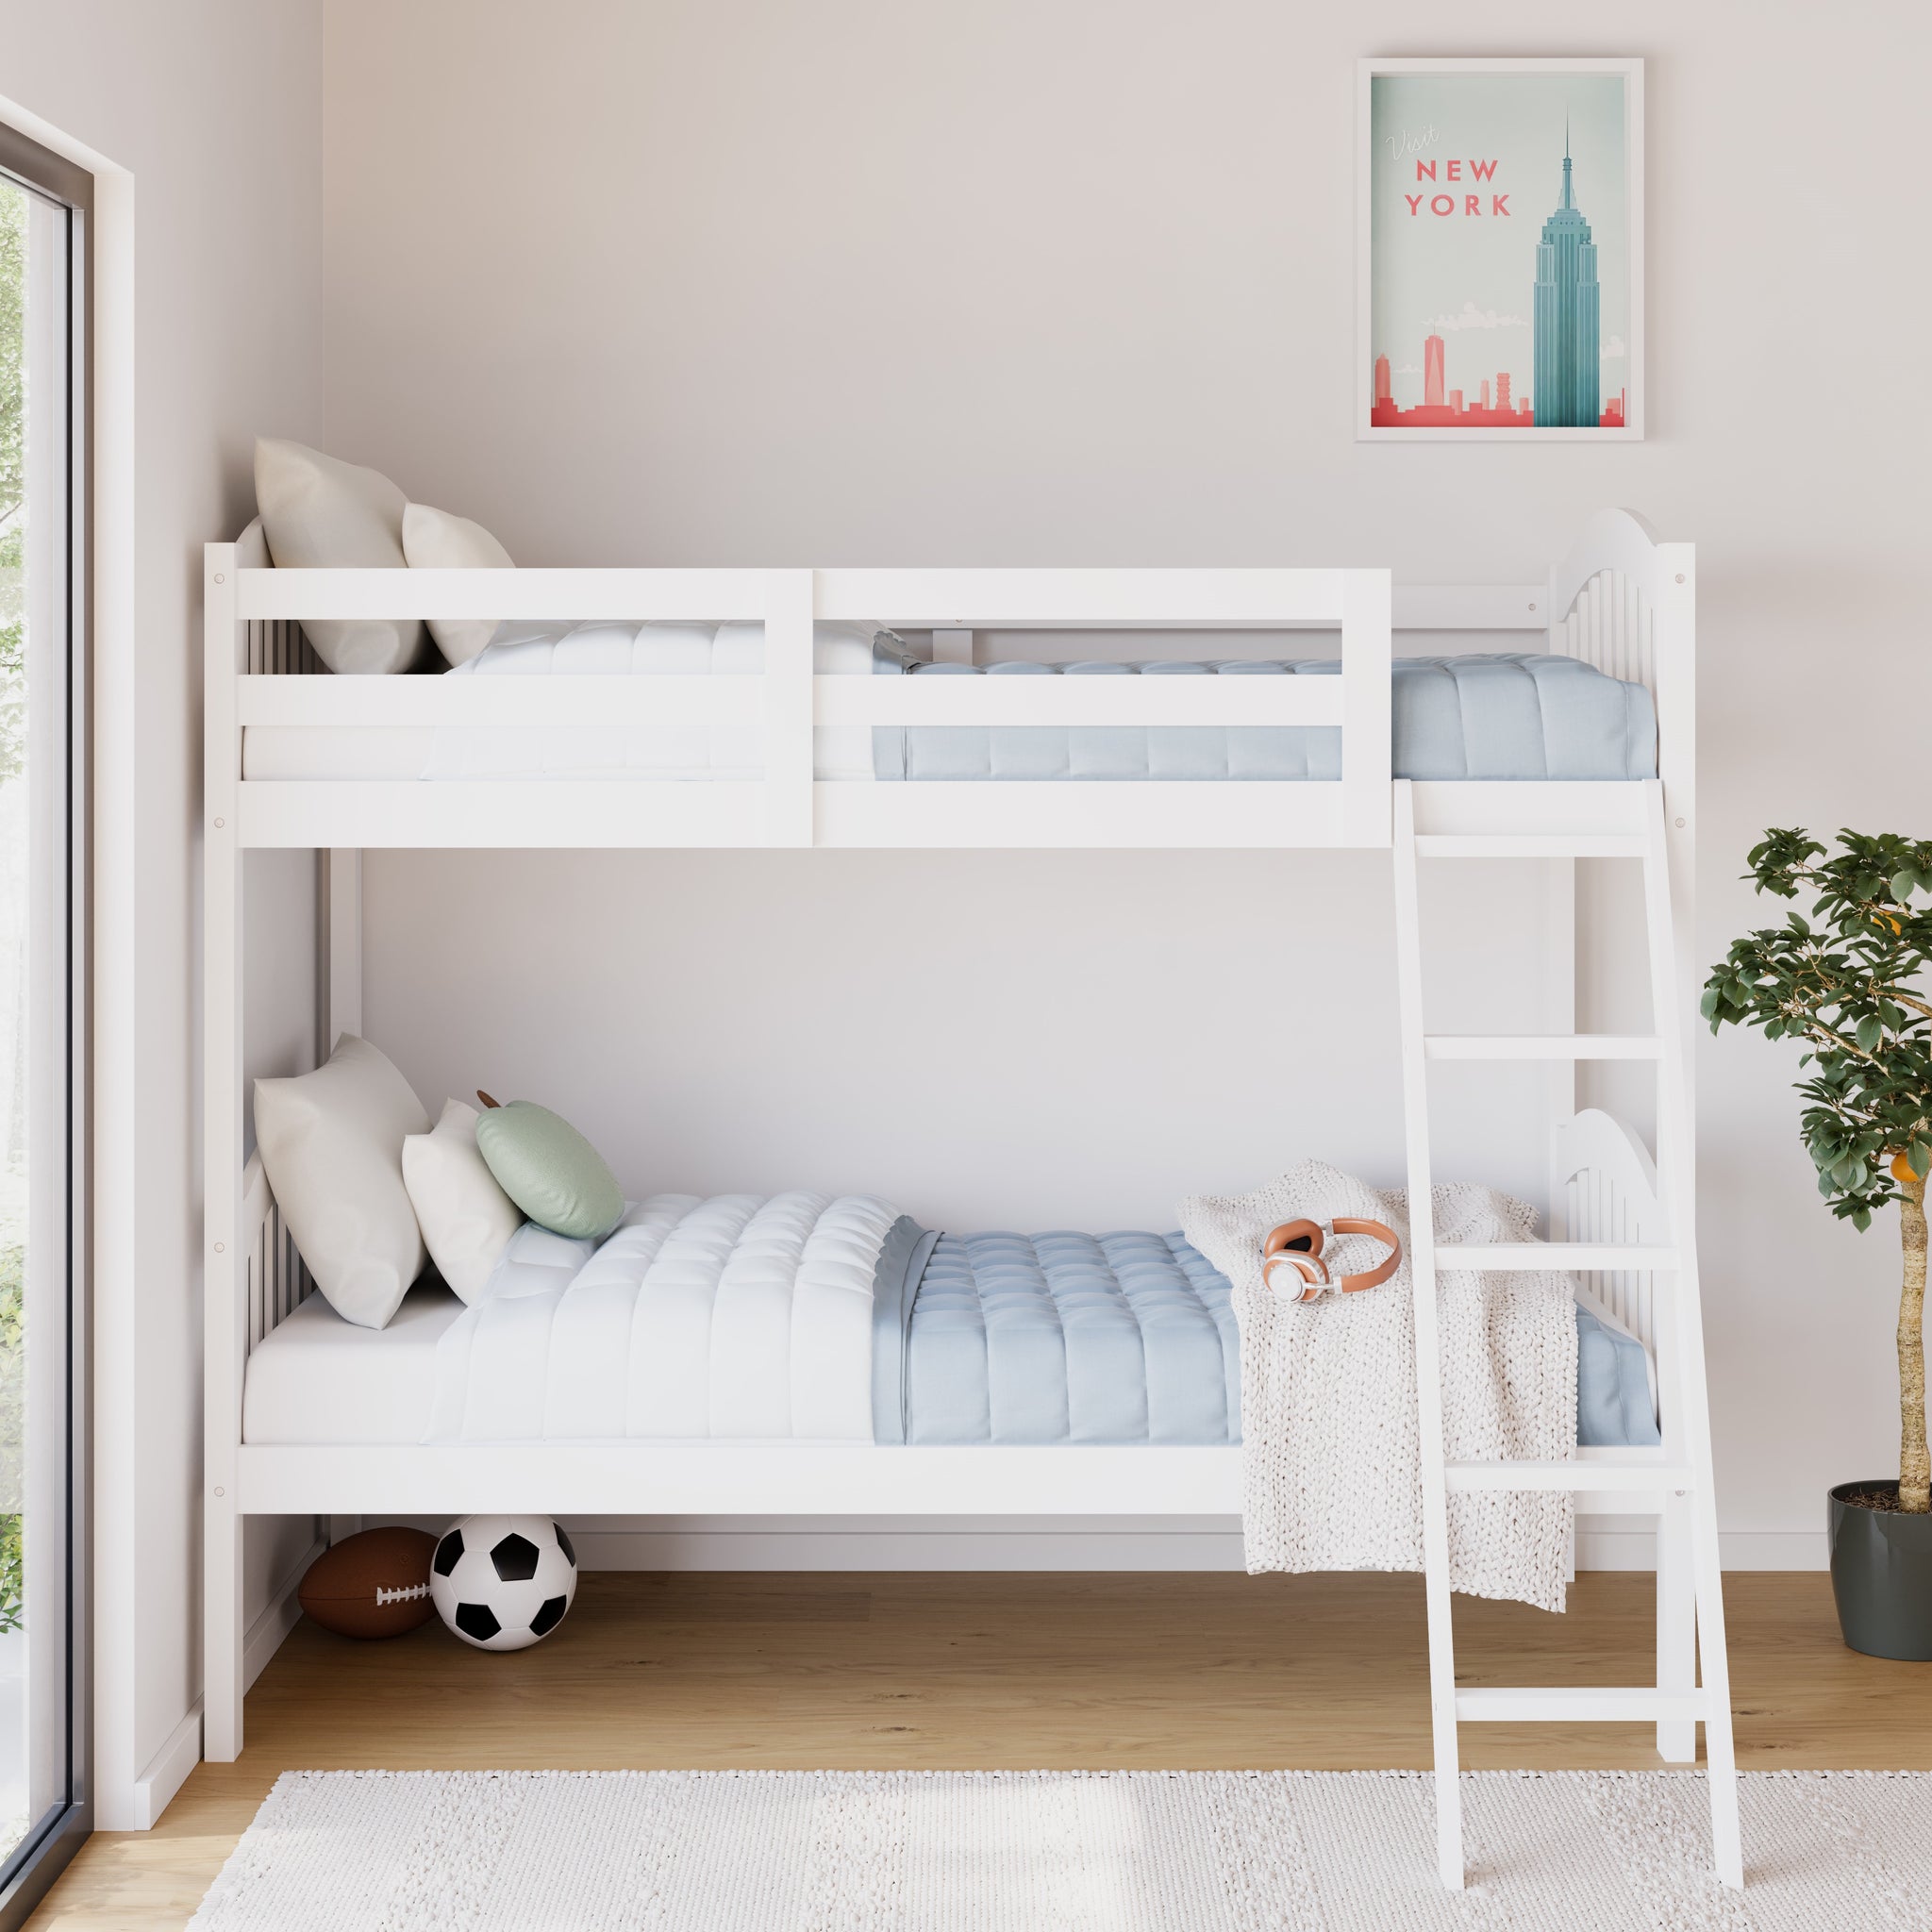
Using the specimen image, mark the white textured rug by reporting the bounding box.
[191,1768,1924,1930]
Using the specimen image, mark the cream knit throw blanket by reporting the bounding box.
[1181,1160,1577,1613]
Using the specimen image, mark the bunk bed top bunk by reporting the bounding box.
[205,508,1693,856]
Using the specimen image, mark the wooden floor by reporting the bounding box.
[22,1568,1928,1928]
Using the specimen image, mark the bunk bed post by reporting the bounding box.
[1652,543,1696,1108]
[1338,569,1392,846]
[762,570,815,848]
[1391,780,1464,1890]
[1650,544,1704,1770]
[321,847,361,1551]
[322,848,362,1048]
[1641,780,1741,1885]
[202,544,246,1761]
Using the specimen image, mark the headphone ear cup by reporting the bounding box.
[1262,1249,1329,1302]
[1262,1218,1325,1262]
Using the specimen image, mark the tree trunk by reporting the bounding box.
[1901,1171,1930,1513]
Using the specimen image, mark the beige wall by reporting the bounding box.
[2,0,325,1826]
[319,0,1932,1570]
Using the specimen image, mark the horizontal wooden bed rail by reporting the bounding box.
[231,778,1366,851]
[225,781,1652,853]
[235,672,1355,729]
[233,564,1377,628]
[821,678,1351,726]
[814,567,1359,627]
[231,1441,1669,1519]
[234,566,774,624]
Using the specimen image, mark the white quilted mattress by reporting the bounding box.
[244,1191,904,1447]
[242,1278,461,1444]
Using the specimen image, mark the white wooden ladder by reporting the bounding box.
[1391,778,1742,1890]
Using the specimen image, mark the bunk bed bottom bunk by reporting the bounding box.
[239,1260,1658,1451]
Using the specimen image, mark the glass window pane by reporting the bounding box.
[0,168,72,1866]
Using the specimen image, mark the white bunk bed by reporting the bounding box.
[201,508,1740,1890]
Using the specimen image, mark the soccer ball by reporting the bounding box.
[429,1514,578,1652]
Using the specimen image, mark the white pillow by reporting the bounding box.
[402,1098,524,1303]
[254,439,425,675]
[254,1035,431,1329]
[401,502,514,668]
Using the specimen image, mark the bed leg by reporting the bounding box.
[1655,1492,1697,1761]
[205,1491,244,1762]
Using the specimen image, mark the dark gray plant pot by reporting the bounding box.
[1828,1480,1932,1659]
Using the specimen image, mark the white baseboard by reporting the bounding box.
[245,1534,325,1687]
[575,1519,1830,1574]
[128,1700,201,1832]
[123,1534,325,1834]
[571,1524,1252,1572]
[1576,1524,1827,1572]
[377,1514,1831,1574]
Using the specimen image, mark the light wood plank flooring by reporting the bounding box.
[24,1569,1925,1928]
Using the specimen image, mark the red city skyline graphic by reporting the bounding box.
[1373,335,1625,428]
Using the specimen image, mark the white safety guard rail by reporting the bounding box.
[209,557,1395,851]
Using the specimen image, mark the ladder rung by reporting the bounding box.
[1413,833,1647,859]
[1432,1242,1681,1272]
[1423,1033,1662,1061]
[1443,1459,1692,1493]
[1457,1687,1708,1724]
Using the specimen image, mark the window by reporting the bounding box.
[0,118,88,1925]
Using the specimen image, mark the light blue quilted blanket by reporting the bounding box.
[876,1226,1657,1449]
[870,653,1656,781]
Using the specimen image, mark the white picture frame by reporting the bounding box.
[1357,57,1645,442]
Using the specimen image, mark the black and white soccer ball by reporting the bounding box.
[429,1514,578,1652]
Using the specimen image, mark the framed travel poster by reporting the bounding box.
[1357,58,1643,441]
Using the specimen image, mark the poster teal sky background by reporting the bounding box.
[1370,72,1627,412]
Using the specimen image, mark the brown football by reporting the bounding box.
[298,1527,439,1640]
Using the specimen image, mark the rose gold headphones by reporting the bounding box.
[1260,1217,1403,1305]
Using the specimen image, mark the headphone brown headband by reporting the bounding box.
[1260,1216,1404,1303]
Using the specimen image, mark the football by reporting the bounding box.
[297,1526,440,1640]
[429,1514,578,1652]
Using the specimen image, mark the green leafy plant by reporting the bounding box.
[0,1519,20,1637]
[1703,828,1932,1510]
[0,1242,21,1635]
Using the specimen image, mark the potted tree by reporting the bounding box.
[1704,828,1932,1658]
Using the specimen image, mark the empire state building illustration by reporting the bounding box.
[1531,126,1600,427]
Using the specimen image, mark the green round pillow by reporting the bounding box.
[475,1100,625,1241]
